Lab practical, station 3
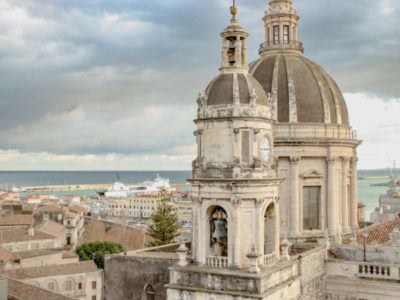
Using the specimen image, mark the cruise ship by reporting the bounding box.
[103,174,171,198]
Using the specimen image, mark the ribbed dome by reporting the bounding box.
[250,54,349,125]
[205,73,268,106]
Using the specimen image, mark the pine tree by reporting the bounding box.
[147,190,180,246]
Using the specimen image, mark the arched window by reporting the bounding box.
[145,285,155,300]
[209,206,228,257]
[264,203,276,255]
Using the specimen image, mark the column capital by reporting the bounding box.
[351,157,359,164]
[326,157,338,165]
[341,157,350,163]
[289,156,300,164]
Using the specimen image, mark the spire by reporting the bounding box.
[259,0,304,55]
[220,2,249,73]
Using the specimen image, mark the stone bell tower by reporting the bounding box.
[189,3,282,270]
[166,6,309,300]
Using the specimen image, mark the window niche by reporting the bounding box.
[264,203,276,255]
[209,206,228,257]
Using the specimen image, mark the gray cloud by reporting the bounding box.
[0,0,399,161]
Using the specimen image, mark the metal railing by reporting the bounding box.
[259,41,304,54]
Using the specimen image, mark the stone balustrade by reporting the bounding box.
[358,263,393,279]
[263,252,277,267]
[206,256,228,268]
[275,124,357,141]
[327,260,400,281]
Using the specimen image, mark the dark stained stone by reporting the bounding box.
[250,54,350,125]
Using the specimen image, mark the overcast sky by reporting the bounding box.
[0,0,399,170]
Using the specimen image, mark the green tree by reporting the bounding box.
[76,241,125,269]
[147,191,180,247]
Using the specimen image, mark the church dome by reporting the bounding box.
[250,54,349,125]
[205,73,269,106]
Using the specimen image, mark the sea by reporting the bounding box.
[0,169,397,221]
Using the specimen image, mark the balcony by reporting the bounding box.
[274,123,358,141]
[263,252,277,267]
[259,41,304,54]
[206,256,228,268]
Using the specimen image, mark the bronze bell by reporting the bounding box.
[212,219,227,238]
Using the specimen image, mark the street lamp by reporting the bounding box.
[362,232,368,262]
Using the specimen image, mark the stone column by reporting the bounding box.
[327,157,339,235]
[255,200,264,257]
[274,197,280,257]
[231,203,240,268]
[289,157,300,236]
[350,157,359,229]
[341,157,349,232]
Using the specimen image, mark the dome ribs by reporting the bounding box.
[207,74,234,106]
[283,55,298,122]
[300,56,332,124]
[286,55,323,123]
[277,55,290,122]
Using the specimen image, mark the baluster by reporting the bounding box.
[387,267,391,276]
[359,265,363,273]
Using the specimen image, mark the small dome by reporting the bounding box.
[205,73,269,106]
[250,54,349,125]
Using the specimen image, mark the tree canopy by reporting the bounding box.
[76,241,125,269]
[147,190,180,247]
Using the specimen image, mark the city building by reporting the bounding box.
[4,261,103,300]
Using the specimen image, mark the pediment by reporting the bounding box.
[301,169,323,179]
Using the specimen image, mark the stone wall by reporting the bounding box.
[104,254,178,300]
[298,245,326,300]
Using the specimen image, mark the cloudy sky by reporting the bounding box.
[0,0,399,170]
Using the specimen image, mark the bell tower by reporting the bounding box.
[189,3,282,269]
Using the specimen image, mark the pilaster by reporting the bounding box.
[327,157,339,235]
[350,157,359,229]
[289,156,300,236]
[341,157,349,232]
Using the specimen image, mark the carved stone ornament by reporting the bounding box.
[192,197,202,204]
[233,128,240,134]
[231,195,241,205]
[301,169,323,179]
[289,156,300,164]
[326,157,338,165]
[197,92,207,108]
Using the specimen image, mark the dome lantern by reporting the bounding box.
[259,0,304,55]
[220,3,249,73]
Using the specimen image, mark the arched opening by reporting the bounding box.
[264,203,276,255]
[208,206,228,257]
[145,284,155,300]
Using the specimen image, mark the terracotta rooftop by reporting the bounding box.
[0,245,16,261]
[36,220,64,238]
[34,205,64,213]
[7,277,76,300]
[0,215,34,227]
[70,205,85,214]
[343,218,400,245]
[12,248,68,259]
[0,229,55,243]
[5,261,99,279]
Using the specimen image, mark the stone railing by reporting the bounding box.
[206,256,228,268]
[327,260,400,281]
[259,41,304,54]
[358,263,394,279]
[275,124,358,141]
[263,252,277,267]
